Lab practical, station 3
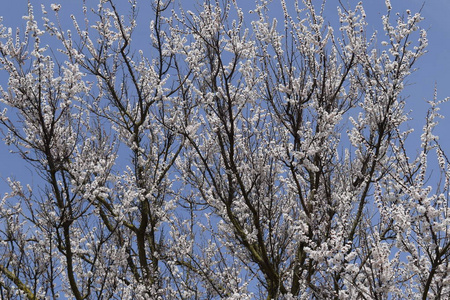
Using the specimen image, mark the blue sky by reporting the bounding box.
[0,0,449,188]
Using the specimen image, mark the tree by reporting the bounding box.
[0,0,448,299]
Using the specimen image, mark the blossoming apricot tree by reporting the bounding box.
[0,0,448,299]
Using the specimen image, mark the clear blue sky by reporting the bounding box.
[0,0,449,188]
